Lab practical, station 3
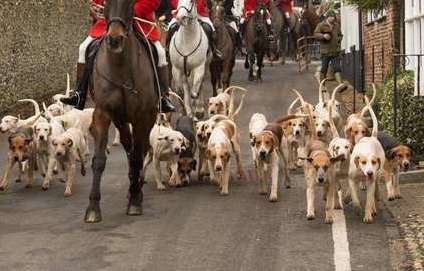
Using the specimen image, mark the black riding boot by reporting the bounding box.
[201,22,222,59]
[157,66,176,113]
[61,63,90,110]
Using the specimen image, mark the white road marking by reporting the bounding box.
[332,209,352,271]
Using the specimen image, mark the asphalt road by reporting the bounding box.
[0,62,397,271]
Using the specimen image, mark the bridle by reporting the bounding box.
[107,17,131,34]
[177,0,195,15]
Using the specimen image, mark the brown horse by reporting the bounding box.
[85,0,159,223]
[209,0,236,95]
[244,4,269,81]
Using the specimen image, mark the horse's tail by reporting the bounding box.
[168,91,187,116]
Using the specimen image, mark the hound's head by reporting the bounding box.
[346,122,369,144]
[388,145,411,171]
[315,117,330,138]
[329,138,352,161]
[304,151,343,184]
[46,103,64,118]
[208,97,225,116]
[0,116,19,133]
[158,131,186,155]
[178,157,197,184]
[195,121,208,143]
[52,135,73,158]
[207,143,230,172]
[34,122,52,143]
[353,154,382,181]
[289,118,306,137]
[8,131,33,162]
[252,131,279,161]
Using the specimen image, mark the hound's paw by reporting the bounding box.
[41,183,49,191]
[64,189,72,197]
[81,168,87,176]
[269,194,278,202]
[395,193,402,199]
[52,169,59,175]
[112,141,120,146]
[363,215,374,224]
[353,205,362,216]
[334,201,343,210]
[25,183,33,189]
[342,194,352,205]
[15,178,22,183]
[325,216,334,224]
[220,190,229,196]
[306,213,315,220]
[285,184,291,189]
[0,185,7,191]
[157,183,166,191]
[388,193,395,201]
[360,183,367,191]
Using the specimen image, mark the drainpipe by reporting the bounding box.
[358,9,364,91]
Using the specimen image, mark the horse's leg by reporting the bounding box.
[192,64,206,119]
[257,52,264,82]
[210,62,217,96]
[248,54,255,81]
[85,108,111,223]
[126,124,149,215]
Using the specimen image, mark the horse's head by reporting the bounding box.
[176,0,198,26]
[210,1,225,26]
[254,5,267,35]
[104,0,135,53]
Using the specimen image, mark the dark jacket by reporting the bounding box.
[314,21,343,56]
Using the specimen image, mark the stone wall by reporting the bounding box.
[0,0,90,114]
[361,0,401,87]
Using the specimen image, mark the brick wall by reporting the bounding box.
[362,0,401,87]
[0,0,89,114]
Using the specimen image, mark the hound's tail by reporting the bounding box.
[366,96,379,137]
[290,88,316,139]
[360,83,377,117]
[66,73,71,96]
[18,99,41,116]
[287,97,300,115]
[328,99,339,138]
[168,91,187,116]
[318,78,329,103]
[224,86,248,120]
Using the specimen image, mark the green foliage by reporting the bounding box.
[377,70,424,157]
[345,0,392,11]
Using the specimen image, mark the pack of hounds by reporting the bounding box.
[0,76,412,225]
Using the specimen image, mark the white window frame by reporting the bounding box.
[405,0,424,96]
[366,9,387,23]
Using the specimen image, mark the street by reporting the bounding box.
[0,62,397,271]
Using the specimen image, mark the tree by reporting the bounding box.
[345,0,392,11]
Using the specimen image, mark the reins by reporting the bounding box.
[172,26,203,77]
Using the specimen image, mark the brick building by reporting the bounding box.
[361,0,403,86]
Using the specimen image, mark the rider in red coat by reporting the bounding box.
[275,0,293,31]
[62,0,175,112]
[240,0,272,37]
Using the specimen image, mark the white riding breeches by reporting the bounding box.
[153,41,167,67]
[169,16,215,31]
[78,36,95,64]
[229,21,238,33]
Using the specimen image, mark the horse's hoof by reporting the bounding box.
[85,206,102,223]
[127,205,143,216]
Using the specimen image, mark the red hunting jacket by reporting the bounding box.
[88,0,160,41]
[244,0,270,17]
[277,0,293,13]
[170,0,210,17]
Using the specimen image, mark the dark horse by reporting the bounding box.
[244,4,268,81]
[209,0,236,95]
[85,0,158,223]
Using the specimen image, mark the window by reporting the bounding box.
[366,9,387,23]
[405,0,424,96]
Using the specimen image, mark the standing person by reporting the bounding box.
[61,0,175,112]
[313,10,343,83]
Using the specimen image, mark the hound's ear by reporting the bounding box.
[8,135,15,145]
[354,156,360,168]
[330,154,345,163]
[190,159,197,170]
[270,135,279,149]
[158,136,169,141]
[325,120,331,128]
[250,135,256,147]
[365,128,371,137]
[49,126,52,135]
[387,149,396,160]
[299,157,313,163]
[25,137,33,145]
[66,138,73,147]
[377,157,381,170]
[206,149,211,158]
[345,127,353,142]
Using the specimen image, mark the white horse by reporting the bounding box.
[169,0,210,118]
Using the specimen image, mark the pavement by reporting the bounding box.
[0,62,416,271]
